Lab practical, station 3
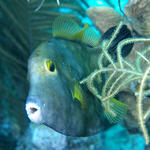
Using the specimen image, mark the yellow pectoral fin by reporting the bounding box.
[52,16,81,40]
[74,83,87,109]
[104,98,128,124]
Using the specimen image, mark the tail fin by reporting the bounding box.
[104,98,128,124]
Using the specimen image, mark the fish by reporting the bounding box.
[25,16,130,136]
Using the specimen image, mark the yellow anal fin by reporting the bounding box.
[104,98,128,124]
[52,16,81,40]
[74,83,86,109]
[81,27,100,47]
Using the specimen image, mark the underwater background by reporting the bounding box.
[1,0,150,149]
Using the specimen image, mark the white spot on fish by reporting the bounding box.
[25,103,44,124]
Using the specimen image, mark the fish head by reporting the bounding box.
[25,39,87,135]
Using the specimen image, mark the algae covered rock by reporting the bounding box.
[125,0,150,37]
[87,6,123,34]
[15,123,104,150]
[16,124,67,150]
[103,124,145,150]
[15,123,145,150]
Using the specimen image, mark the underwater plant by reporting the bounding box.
[27,0,60,11]
[2,0,150,148]
[80,21,150,145]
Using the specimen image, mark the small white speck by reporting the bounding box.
[26,103,43,123]
[57,0,60,6]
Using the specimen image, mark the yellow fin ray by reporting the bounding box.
[74,83,86,109]
[52,16,81,40]
[82,27,100,47]
[104,98,128,124]
[83,23,89,30]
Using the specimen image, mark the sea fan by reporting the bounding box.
[80,21,150,144]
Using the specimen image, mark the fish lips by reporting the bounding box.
[25,97,44,124]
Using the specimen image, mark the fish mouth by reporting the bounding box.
[25,101,44,124]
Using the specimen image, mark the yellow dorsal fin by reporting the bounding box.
[74,83,86,109]
[52,16,99,47]
[74,23,89,40]
[104,98,128,124]
[52,16,81,40]
[81,27,100,47]
[83,23,89,29]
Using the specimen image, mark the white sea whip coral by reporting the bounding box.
[27,0,60,12]
[80,21,150,145]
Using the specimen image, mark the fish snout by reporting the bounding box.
[25,98,44,124]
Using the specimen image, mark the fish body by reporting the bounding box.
[26,38,106,136]
[25,16,131,136]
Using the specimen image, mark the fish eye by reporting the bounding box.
[46,60,56,72]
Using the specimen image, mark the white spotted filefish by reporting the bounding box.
[25,16,131,136]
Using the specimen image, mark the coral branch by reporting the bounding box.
[136,51,150,64]
[102,71,116,97]
[117,38,150,69]
[107,72,125,96]
[144,108,150,122]
[80,22,150,143]
[137,66,150,144]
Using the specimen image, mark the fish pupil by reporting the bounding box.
[30,107,38,113]
[50,63,55,72]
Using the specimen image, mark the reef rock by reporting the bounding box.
[103,124,145,150]
[15,123,145,150]
[87,6,123,34]
[125,0,150,37]
[15,123,104,150]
